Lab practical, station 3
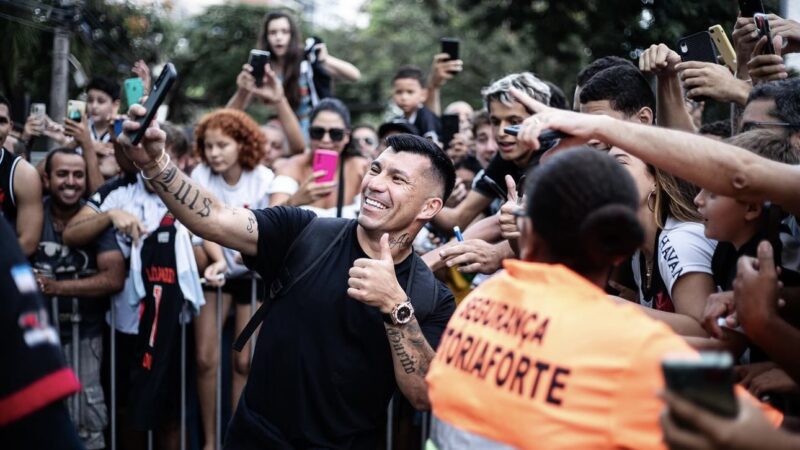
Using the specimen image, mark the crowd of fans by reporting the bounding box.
[3,4,800,450]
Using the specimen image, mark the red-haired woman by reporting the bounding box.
[189,108,272,450]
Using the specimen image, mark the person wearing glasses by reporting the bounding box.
[351,124,380,160]
[739,79,800,137]
[0,93,43,257]
[269,98,370,218]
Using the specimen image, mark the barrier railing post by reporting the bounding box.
[216,284,223,450]
[180,301,187,450]
[71,294,80,427]
[250,273,257,361]
[110,297,117,450]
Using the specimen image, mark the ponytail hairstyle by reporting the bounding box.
[258,11,303,112]
[524,147,644,277]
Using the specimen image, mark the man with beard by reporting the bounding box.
[32,148,125,450]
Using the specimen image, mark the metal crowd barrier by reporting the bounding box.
[63,268,432,450]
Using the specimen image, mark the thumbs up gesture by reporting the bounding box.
[348,233,408,313]
[498,175,524,241]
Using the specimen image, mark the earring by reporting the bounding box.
[647,190,656,212]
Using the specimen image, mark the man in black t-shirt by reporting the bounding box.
[119,116,457,449]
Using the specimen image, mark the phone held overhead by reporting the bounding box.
[125,63,177,146]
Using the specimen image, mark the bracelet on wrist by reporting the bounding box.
[136,151,172,181]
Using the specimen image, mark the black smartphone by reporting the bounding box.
[304,36,323,63]
[503,126,568,152]
[441,37,460,61]
[248,49,271,88]
[441,114,460,149]
[678,31,720,64]
[754,13,776,55]
[739,0,765,17]
[126,63,177,146]
[662,352,738,420]
[480,174,508,200]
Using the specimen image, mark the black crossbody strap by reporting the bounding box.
[233,217,351,352]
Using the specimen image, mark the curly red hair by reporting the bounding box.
[194,109,266,171]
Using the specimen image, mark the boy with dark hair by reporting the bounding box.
[391,66,441,140]
[579,65,656,119]
[574,56,636,110]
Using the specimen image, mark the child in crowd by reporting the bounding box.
[391,66,441,140]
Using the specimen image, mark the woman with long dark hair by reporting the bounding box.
[228,11,360,135]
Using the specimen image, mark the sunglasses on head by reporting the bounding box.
[309,126,346,142]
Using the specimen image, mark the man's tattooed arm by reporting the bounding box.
[144,162,260,255]
[385,319,435,410]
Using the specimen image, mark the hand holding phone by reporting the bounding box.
[248,49,271,87]
[754,14,776,55]
[125,63,177,146]
[662,352,738,420]
[124,77,145,108]
[312,149,339,183]
[738,0,765,17]
[504,126,568,152]
[67,100,86,123]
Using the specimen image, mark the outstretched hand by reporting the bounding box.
[348,233,406,313]
[118,102,167,169]
[498,175,523,241]
[733,241,783,338]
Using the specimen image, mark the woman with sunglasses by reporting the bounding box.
[269,98,369,218]
[189,109,273,450]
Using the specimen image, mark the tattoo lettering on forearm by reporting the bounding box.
[390,233,411,249]
[153,164,213,218]
[387,327,417,374]
[405,321,433,376]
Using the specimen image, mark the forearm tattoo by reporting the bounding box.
[152,165,213,218]
[386,320,433,377]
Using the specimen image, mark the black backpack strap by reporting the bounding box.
[233,217,352,352]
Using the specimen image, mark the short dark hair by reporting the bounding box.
[748,78,800,125]
[455,155,483,175]
[385,133,456,202]
[699,120,732,139]
[544,81,570,110]
[579,65,656,119]
[576,56,635,88]
[87,76,121,101]
[161,122,190,158]
[471,109,491,136]
[392,66,426,86]
[726,129,800,165]
[44,147,84,176]
[524,147,643,276]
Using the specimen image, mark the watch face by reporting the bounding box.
[395,304,413,323]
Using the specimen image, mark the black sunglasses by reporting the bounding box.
[309,126,346,142]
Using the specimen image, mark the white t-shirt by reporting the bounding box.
[268,174,361,219]
[657,217,717,297]
[88,174,170,334]
[191,164,274,277]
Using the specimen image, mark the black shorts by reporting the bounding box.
[204,277,264,305]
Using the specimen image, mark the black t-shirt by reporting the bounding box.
[0,216,80,425]
[237,206,455,449]
[473,151,543,200]
[32,198,120,339]
[411,105,441,141]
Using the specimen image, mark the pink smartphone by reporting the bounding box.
[312,149,339,183]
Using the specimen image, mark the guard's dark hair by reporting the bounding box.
[576,56,635,88]
[544,81,570,110]
[579,65,656,120]
[524,147,643,276]
[392,66,426,86]
[385,133,456,202]
[45,147,84,176]
[87,76,121,101]
[748,78,800,125]
[699,120,732,139]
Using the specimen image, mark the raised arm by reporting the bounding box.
[119,107,259,256]
[431,190,492,231]
[317,44,361,82]
[639,44,696,132]
[13,159,43,256]
[510,88,800,215]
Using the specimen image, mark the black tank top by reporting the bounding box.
[0,148,21,224]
